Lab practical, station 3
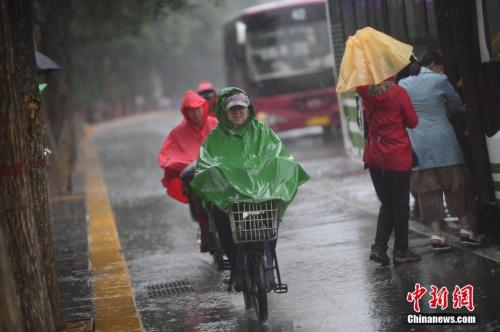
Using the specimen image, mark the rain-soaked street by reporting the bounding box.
[4,1,500,331]
[92,111,500,332]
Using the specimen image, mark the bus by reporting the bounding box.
[223,0,339,133]
[326,0,500,240]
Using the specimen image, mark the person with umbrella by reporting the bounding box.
[337,27,421,265]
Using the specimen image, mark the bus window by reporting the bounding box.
[404,0,428,51]
[387,0,408,41]
[483,0,500,60]
[354,0,368,28]
[246,21,333,81]
[341,0,356,38]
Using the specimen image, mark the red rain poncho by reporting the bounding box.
[158,90,218,202]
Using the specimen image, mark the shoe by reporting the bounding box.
[459,229,482,247]
[370,244,390,266]
[431,235,452,253]
[393,249,421,264]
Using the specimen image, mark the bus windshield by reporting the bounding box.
[246,19,333,81]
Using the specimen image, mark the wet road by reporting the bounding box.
[93,111,500,331]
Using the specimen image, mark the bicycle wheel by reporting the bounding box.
[251,253,268,322]
[242,256,253,309]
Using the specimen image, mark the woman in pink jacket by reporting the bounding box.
[158,90,218,251]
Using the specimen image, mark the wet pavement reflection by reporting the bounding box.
[94,112,500,331]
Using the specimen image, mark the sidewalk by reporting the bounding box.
[304,157,500,263]
[50,126,144,331]
[49,139,93,331]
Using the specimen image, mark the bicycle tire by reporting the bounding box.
[251,253,268,322]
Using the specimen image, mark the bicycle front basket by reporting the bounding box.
[228,201,279,243]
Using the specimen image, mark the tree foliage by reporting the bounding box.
[69,0,263,111]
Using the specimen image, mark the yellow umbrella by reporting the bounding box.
[336,27,413,93]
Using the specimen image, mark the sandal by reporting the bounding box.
[431,235,452,252]
[459,229,482,247]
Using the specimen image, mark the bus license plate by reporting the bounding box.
[306,115,331,126]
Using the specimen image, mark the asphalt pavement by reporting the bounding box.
[91,111,500,332]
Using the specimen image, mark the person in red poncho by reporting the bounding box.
[158,90,218,251]
[196,80,217,116]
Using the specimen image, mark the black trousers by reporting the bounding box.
[210,206,237,266]
[369,167,411,250]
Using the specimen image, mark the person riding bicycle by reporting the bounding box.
[190,87,310,280]
[197,80,217,116]
[158,90,218,252]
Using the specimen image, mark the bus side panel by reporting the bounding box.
[434,0,496,206]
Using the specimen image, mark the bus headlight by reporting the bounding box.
[257,112,287,125]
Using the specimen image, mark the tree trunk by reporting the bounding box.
[0,0,62,330]
[0,229,22,332]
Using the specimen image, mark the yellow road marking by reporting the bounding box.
[83,133,143,332]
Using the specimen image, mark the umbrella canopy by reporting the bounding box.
[336,27,413,93]
[35,51,60,73]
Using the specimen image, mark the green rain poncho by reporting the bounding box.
[190,87,310,218]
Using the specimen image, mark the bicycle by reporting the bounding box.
[228,200,287,322]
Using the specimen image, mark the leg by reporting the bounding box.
[418,190,445,229]
[446,194,480,245]
[196,202,209,252]
[390,170,410,250]
[390,170,421,263]
[457,214,481,246]
[410,191,420,220]
[442,165,481,246]
[211,206,237,267]
[417,189,450,249]
[458,213,474,230]
[429,220,441,234]
[369,167,393,249]
[368,167,392,265]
